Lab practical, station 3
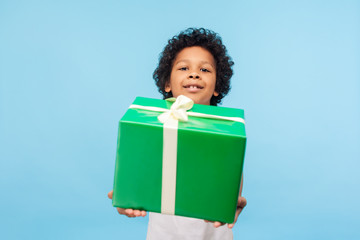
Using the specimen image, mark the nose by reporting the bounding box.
[189,72,200,79]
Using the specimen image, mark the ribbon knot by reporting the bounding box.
[158,95,194,123]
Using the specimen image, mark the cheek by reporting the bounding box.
[211,75,217,88]
[170,73,182,87]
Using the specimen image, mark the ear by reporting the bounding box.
[213,91,219,97]
[165,82,171,93]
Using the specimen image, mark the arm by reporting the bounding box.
[108,190,147,217]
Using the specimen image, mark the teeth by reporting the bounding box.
[185,85,202,89]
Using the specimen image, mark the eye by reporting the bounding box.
[200,68,210,72]
[179,67,188,71]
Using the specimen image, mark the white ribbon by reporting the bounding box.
[129,95,245,215]
[161,117,178,214]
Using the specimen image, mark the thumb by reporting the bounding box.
[108,190,113,199]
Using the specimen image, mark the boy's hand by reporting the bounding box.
[107,190,147,217]
[228,196,247,228]
[204,196,247,229]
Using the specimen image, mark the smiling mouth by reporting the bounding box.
[183,84,204,89]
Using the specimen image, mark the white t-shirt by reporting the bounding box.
[146,212,233,240]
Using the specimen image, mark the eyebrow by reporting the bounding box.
[174,59,215,68]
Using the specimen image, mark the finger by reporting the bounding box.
[204,220,210,223]
[133,210,141,217]
[117,208,138,217]
[238,196,247,208]
[125,209,134,216]
[124,208,135,217]
[141,210,147,217]
[213,221,224,228]
[108,190,114,199]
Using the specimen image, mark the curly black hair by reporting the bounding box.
[153,28,234,106]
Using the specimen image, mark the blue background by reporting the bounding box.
[1,0,359,239]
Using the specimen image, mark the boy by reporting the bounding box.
[108,28,247,239]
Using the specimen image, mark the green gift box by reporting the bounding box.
[112,96,246,223]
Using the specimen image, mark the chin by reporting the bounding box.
[192,97,209,105]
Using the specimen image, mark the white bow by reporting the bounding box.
[157,95,194,123]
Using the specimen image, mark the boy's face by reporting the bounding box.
[165,46,218,105]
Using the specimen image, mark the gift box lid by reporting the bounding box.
[121,96,246,138]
